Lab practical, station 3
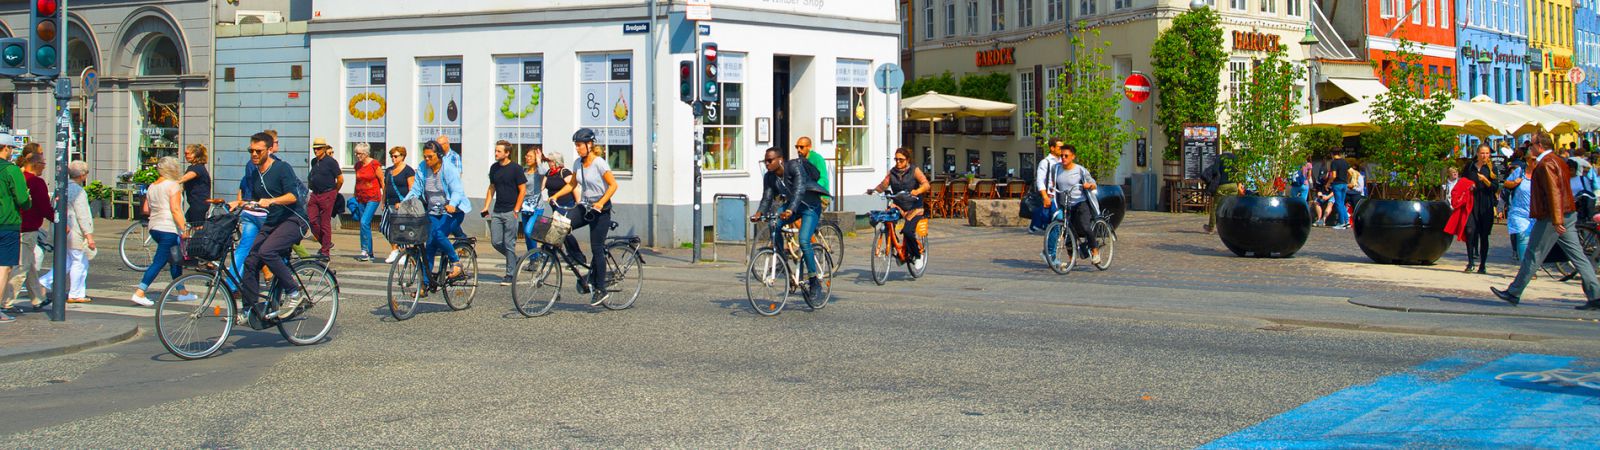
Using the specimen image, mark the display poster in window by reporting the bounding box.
[345,62,387,143]
[417,59,463,142]
[495,56,544,144]
[1182,123,1220,180]
[835,59,872,87]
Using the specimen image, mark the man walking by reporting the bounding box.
[795,137,831,205]
[1492,132,1600,310]
[1029,139,1063,234]
[482,140,527,286]
[0,134,31,323]
[1327,149,1352,229]
[305,137,343,260]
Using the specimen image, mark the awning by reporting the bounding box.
[1327,78,1389,101]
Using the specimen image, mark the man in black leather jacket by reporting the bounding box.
[752,146,829,301]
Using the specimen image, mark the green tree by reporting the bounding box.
[903,71,959,97]
[1034,27,1141,180]
[956,72,1013,102]
[1295,126,1344,161]
[1150,7,1225,160]
[1362,40,1456,201]
[1223,45,1304,196]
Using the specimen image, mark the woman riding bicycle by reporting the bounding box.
[568,128,620,306]
[751,146,829,303]
[865,147,930,263]
[401,140,470,280]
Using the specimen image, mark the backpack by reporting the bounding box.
[185,211,239,262]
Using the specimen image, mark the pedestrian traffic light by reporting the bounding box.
[700,42,718,102]
[30,0,60,77]
[679,60,695,105]
[0,38,26,78]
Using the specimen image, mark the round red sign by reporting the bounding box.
[1124,73,1152,104]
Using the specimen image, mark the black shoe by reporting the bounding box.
[1577,300,1600,311]
[807,277,823,302]
[1490,287,1521,306]
[32,300,51,312]
[1464,262,1476,273]
[1477,266,1487,274]
[575,280,592,295]
[589,290,610,307]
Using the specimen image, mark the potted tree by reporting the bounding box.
[1151,6,1226,184]
[1034,27,1140,228]
[1213,45,1313,257]
[1354,40,1457,264]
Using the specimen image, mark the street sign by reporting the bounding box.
[874,63,905,94]
[1124,73,1152,104]
[686,0,712,21]
[622,22,650,34]
[81,67,97,98]
[1571,67,1587,86]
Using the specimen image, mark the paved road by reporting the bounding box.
[4,214,1597,446]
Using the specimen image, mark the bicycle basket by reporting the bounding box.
[532,212,573,245]
[184,213,239,262]
[384,199,429,246]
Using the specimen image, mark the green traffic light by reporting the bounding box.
[34,45,54,68]
[2,45,22,67]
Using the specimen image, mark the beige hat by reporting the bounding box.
[312,137,333,149]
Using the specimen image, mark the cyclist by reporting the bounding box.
[400,140,470,281]
[567,128,620,306]
[751,146,828,302]
[235,132,309,320]
[1042,144,1100,270]
[865,147,930,263]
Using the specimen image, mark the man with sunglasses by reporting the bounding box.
[751,146,829,303]
[234,132,310,321]
[795,137,831,206]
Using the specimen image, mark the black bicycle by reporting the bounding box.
[510,207,645,317]
[387,234,479,321]
[154,204,340,360]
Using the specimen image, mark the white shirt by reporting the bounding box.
[146,179,180,234]
[1035,154,1060,194]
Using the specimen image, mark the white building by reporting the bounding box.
[308,1,900,246]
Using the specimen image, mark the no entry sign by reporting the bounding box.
[1124,73,1152,104]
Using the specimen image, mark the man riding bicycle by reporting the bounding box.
[1043,144,1101,269]
[751,146,829,303]
[866,147,930,263]
[233,132,309,321]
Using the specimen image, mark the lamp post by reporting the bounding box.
[1299,25,1319,122]
[1477,51,1492,101]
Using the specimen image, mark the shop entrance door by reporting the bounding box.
[772,56,791,151]
[70,106,86,162]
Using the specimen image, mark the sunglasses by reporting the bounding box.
[764,157,780,164]
[249,148,269,155]
[797,145,810,149]
[894,158,907,162]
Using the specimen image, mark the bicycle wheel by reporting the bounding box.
[444,243,478,311]
[870,225,891,285]
[1091,219,1115,271]
[817,221,845,275]
[907,233,928,279]
[278,260,339,346]
[601,243,644,310]
[512,250,563,317]
[155,273,233,360]
[1046,222,1077,275]
[387,250,424,321]
[804,244,834,310]
[120,222,155,271]
[746,247,790,316]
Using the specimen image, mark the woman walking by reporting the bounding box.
[130,157,194,306]
[383,146,415,264]
[519,145,547,251]
[178,144,211,225]
[350,143,383,261]
[1463,145,1499,273]
[40,161,94,304]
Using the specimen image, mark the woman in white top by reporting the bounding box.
[41,161,95,303]
[131,157,195,306]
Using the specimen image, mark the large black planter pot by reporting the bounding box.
[1095,185,1127,229]
[1352,199,1453,265]
[1215,195,1312,258]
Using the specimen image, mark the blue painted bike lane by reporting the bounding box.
[1204,351,1600,449]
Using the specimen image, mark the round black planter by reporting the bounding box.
[1095,185,1127,229]
[1352,199,1453,265]
[1214,195,1313,258]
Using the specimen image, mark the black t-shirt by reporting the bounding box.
[308,156,341,193]
[545,168,575,208]
[488,161,528,213]
[1329,159,1351,184]
[252,160,309,227]
[183,163,211,215]
[385,166,415,205]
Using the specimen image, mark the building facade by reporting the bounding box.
[307,1,899,246]
[1530,0,1576,104]
[1368,0,1458,94]
[1458,0,1530,103]
[1576,0,1600,104]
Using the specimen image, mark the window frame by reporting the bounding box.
[702,52,746,172]
[492,54,546,161]
[577,51,636,173]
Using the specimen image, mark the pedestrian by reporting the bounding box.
[0,135,23,323]
[1442,166,1460,206]
[436,135,469,239]
[519,145,547,252]
[178,144,211,225]
[130,157,195,306]
[482,140,527,286]
[1462,145,1498,273]
[1504,151,1533,262]
[3,144,51,312]
[1492,132,1600,310]
[1445,160,1477,266]
[1290,160,1312,204]
[1202,151,1242,234]
[539,150,581,261]
[1327,149,1352,229]
[305,137,342,260]
[40,161,94,304]
[795,136,831,207]
[1029,139,1063,234]
[1312,177,1335,227]
[383,146,415,264]
[350,143,382,262]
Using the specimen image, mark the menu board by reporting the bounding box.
[1182,124,1220,180]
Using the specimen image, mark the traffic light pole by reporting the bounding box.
[691,25,703,264]
[48,0,69,321]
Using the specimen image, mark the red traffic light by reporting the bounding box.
[35,0,57,17]
[680,64,691,77]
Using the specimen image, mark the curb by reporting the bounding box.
[1267,318,1552,342]
[1347,295,1598,321]
[0,322,141,365]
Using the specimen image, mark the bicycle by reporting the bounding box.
[1043,190,1116,274]
[387,233,480,321]
[817,219,844,276]
[120,219,154,270]
[868,191,927,285]
[745,213,833,316]
[510,206,645,317]
[154,203,340,360]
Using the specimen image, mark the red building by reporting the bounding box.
[1367,0,1458,93]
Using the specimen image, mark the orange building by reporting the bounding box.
[1368,0,1459,92]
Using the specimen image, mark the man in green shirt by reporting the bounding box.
[795,137,831,202]
[0,135,31,323]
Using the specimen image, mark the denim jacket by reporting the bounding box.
[403,162,472,215]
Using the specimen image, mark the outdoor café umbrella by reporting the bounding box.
[1291,99,1505,137]
[901,91,1016,176]
[1499,100,1580,135]
[1538,103,1600,132]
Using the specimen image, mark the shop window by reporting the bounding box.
[967,0,979,35]
[140,35,181,76]
[417,58,463,160]
[835,59,872,167]
[943,148,956,173]
[493,55,545,160]
[1019,70,1036,136]
[703,52,746,172]
[967,149,980,174]
[992,151,1009,178]
[579,52,634,172]
[991,0,1006,31]
[345,60,388,164]
[1020,152,1037,184]
[1018,0,1033,26]
[66,38,93,76]
[945,0,957,35]
[136,90,180,167]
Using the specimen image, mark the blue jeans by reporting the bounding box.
[1511,232,1529,262]
[352,200,379,256]
[424,211,464,275]
[229,212,265,290]
[1029,201,1057,231]
[520,209,544,251]
[1332,183,1349,226]
[139,229,185,292]
[1290,185,1309,203]
[778,203,822,277]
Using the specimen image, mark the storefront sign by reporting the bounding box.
[1551,55,1574,71]
[1232,31,1281,52]
[1460,45,1524,65]
[975,47,1016,67]
[1530,49,1544,71]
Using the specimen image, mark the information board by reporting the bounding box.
[1182,124,1220,180]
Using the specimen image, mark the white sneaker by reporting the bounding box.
[268,290,304,320]
[176,292,198,302]
[130,294,154,306]
[385,249,401,263]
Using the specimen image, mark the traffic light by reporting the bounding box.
[30,0,60,77]
[679,60,695,105]
[0,38,26,77]
[700,42,718,102]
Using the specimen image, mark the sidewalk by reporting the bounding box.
[0,311,138,364]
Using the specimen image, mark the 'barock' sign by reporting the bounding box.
[1232,31,1281,52]
[976,47,1016,67]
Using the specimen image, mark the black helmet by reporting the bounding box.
[572,128,597,143]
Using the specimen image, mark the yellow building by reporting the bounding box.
[1530,0,1576,105]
